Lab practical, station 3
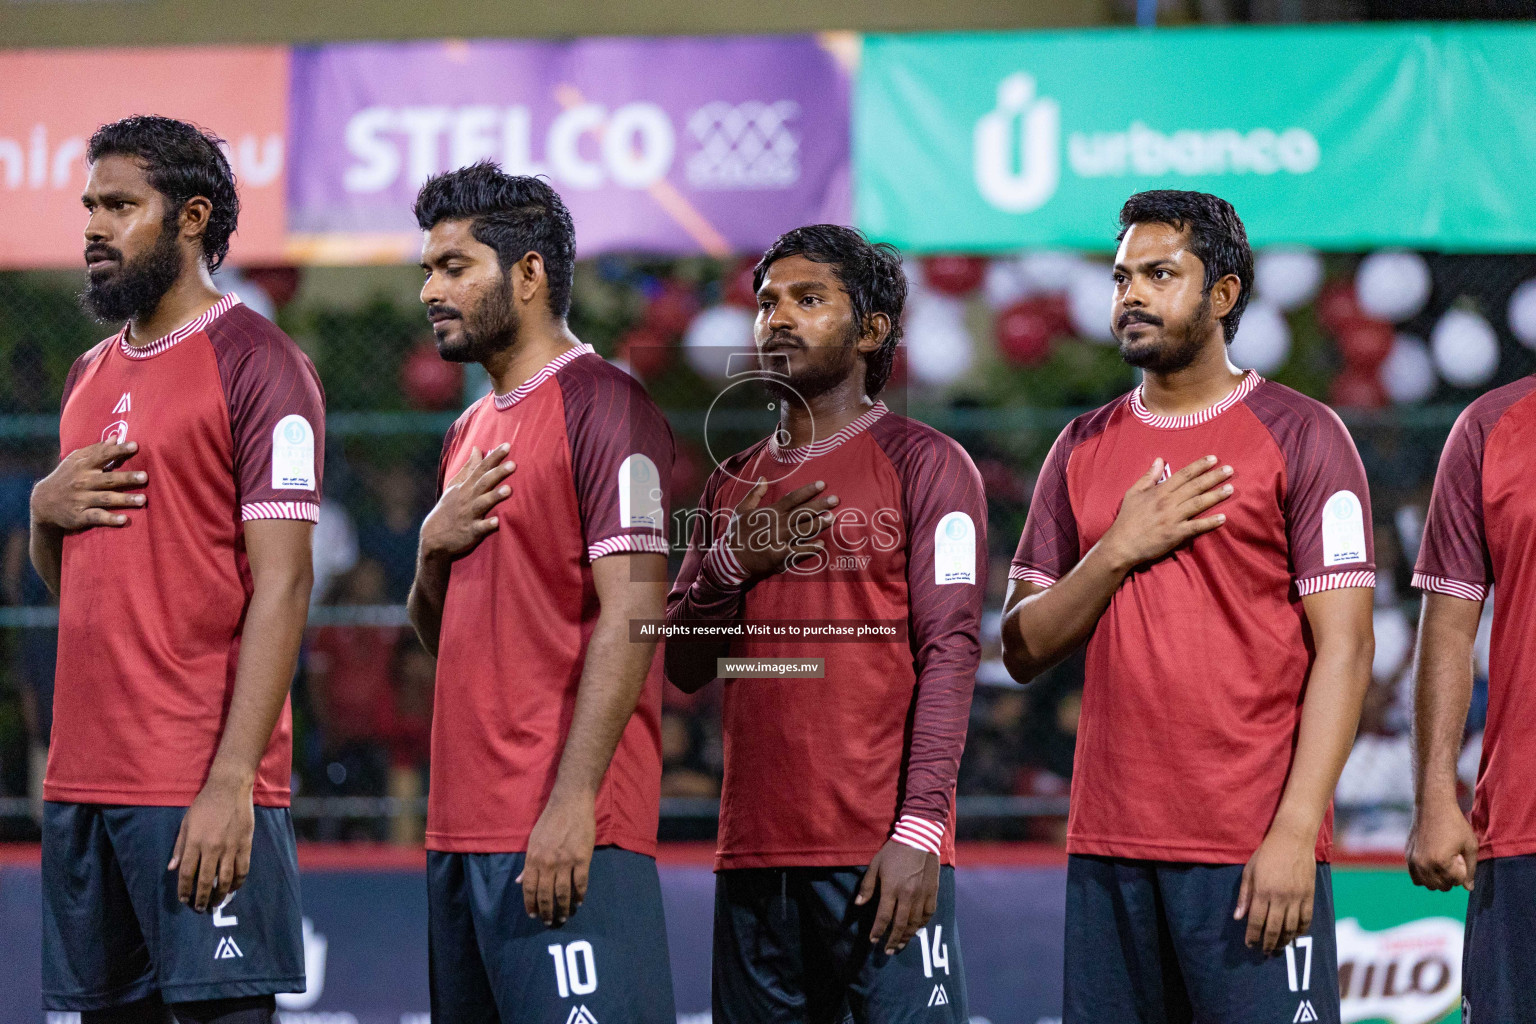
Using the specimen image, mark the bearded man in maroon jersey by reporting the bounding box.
[1002,190,1375,1024]
[668,224,985,1023]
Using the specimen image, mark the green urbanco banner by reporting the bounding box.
[855,26,1536,252]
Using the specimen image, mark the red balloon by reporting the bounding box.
[1337,317,1395,371]
[1317,280,1364,335]
[241,265,302,308]
[922,255,987,297]
[401,341,464,410]
[617,327,673,379]
[724,257,760,309]
[995,297,1066,366]
[1331,366,1387,409]
[644,281,701,338]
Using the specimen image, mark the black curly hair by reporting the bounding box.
[87,116,240,272]
[1117,190,1253,344]
[414,162,577,319]
[753,225,907,397]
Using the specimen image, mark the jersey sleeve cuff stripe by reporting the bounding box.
[241,501,320,523]
[702,541,750,589]
[1008,565,1058,588]
[588,533,670,561]
[1411,572,1489,601]
[891,814,944,855]
[1296,569,1376,595]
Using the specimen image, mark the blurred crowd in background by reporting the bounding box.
[2,242,1530,847]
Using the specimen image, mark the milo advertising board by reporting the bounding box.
[1333,869,1468,1024]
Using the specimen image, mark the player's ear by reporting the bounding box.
[178,196,213,250]
[858,312,891,356]
[1210,273,1242,322]
[513,250,546,306]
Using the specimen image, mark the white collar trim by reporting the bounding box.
[118,293,241,360]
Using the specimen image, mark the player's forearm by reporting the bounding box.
[1270,627,1374,841]
[663,548,745,692]
[1412,594,1480,809]
[559,568,666,798]
[209,563,312,788]
[553,593,660,799]
[1001,541,1130,682]
[27,520,63,599]
[407,552,452,657]
[902,651,976,824]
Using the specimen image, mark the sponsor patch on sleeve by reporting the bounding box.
[271,414,316,491]
[934,511,977,585]
[619,453,664,529]
[1321,489,1367,566]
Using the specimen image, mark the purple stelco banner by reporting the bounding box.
[286,36,852,261]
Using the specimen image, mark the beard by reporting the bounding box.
[433,273,519,364]
[760,320,861,403]
[81,216,184,324]
[1116,292,1214,374]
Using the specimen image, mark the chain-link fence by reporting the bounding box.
[2,251,1532,845]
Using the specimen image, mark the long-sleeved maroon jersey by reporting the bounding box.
[667,402,986,869]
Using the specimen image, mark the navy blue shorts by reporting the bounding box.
[1462,853,1536,1021]
[712,865,967,1024]
[42,802,305,1011]
[427,845,676,1024]
[1065,855,1339,1024]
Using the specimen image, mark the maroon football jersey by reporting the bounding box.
[47,295,325,807]
[1012,372,1374,863]
[429,344,674,855]
[1414,375,1536,858]
[668,403,986,869]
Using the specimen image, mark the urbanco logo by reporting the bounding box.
[974,73,1061,214]
[972,71,1322,216]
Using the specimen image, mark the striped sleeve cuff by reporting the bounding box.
[701,539,750,589]
[588,533,670,562]
[891,814,944,856]
[1296,569,1377,596]
[241,501,320,523]
[1412,572,1489,602]
[1008,565,1058,588]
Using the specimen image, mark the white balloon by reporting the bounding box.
[1067,263,1116,344]
[213,268,277,322]
[983,258,1035,310]
[1229,300,1291,374]
[905,294,975,386]
[1356,250,1432,323]
[683,305,755,380]
[1431,308,1500,387]
[1379,334,1436,404]
[1254,247,1323,311]
[1372,607,1413,682]
[1019,250,1088,292]
[1507,278,1536,349]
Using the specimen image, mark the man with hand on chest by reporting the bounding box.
[667,225,985,1024]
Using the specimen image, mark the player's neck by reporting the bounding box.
[1140,345,1246,418]
[482,322,583,396]
[778,377,875,449]
[125,270,222,349]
